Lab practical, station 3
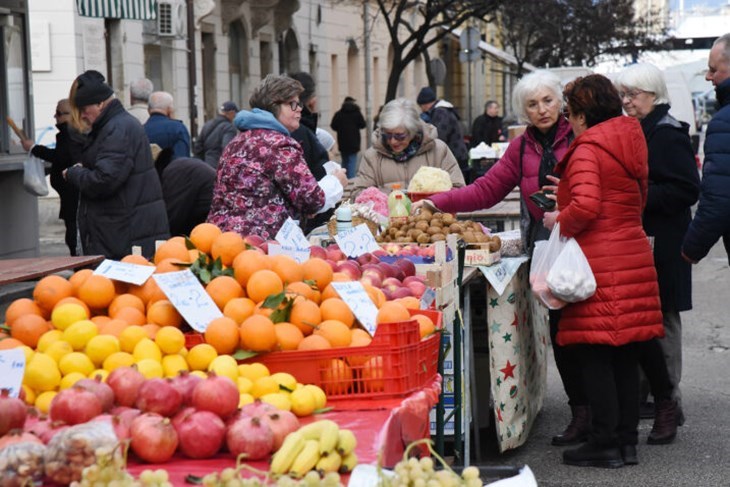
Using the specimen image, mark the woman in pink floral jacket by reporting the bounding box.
[207,75,347,239]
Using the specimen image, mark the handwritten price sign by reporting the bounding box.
[94,259,157,285]
[267,243,311,263]
[334,224,380,258]
[330,281,379,335]
[0,349,26,398]
[275,217,310,250]
[153,270,222,332]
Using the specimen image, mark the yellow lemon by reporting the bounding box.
[162,354,189,377]
[45,340,74,364]
[85,335,120,367]
[189,370,208,380]
[237,362,270,382]
[103,351,136,372]
[208,355,239,384]
[289,387,317,417]
[18,345,34,364]
[20,385,35,406]
[237,376,253,394]
[270,372,297,391]
[155,327,185,355]
[24,353,61,392]
[260,392,292,411]
[186,343,218,371]
[36,329,64,352]
[58,352,95,376]
[250,375,280,398]
[133,338,162,363]
[88,369,109,382]
[136,358,164,379]
[60,371,87,390]
[51,303,89,331]
[62,320,98,351]
[238,393,255,407]
[303,384,327,410]
[34,391,57,414]
[119,325,148,353]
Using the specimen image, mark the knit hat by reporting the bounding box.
[416,87,437,105]
[220,101,239,112]
[74,70,114,107]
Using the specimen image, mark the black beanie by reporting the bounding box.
[74,70,114,107]
[289,72,315,103]
[417,87,437,104]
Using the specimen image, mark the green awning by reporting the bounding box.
[76,0,157,20]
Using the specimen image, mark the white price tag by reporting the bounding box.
[0,349,26,398]
[420,287,437,309]
[93,259,157,285]
[267,243,311,263]
[153,270,223,332]
[275,217,311,250]
[330,281,379,335]
[334,224,381,258]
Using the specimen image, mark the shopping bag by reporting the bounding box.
[547,237,596,303]
[22,152,48,196]
[528,224,567,310]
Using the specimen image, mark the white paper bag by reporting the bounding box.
[23,152,48,196]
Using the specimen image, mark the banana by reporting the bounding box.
[316,450,342,474]
[270,431,306,475]
[289,439,321,478]
[336,429,357,456]
[339,452,358,474]
[316,420,341,455]
[298,419,339,441]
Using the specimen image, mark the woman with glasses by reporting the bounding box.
[207,74,347,239]
[349,98,465,199]
[614,63,700,445]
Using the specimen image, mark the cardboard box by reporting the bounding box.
[464,247,501,267]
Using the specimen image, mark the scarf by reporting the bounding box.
[531,123,558,188]
[388,132,423,163]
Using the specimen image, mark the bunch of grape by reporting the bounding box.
[200,468,342,487]
[386,456,482,487]
[70,446,172,487]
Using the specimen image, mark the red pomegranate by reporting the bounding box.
[135,378,182,417]
[0,389,27,437]
[172,409,226,459]
[49,386,103,425]
[107,366,145,407]
[226,415,274,460]
[129,413,179,463]
[191,372,239,419]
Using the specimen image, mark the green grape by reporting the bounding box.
[275,476,298,487]
[202,473,220,487]
[465,479,483,487]
[426,480,441,487]
[153,468,169,483]
[225,479,243,487]
[419,457,434,472]
[303,470,321,486]
[220,468,237,482]
[138,469,156,484]
[322,472,341,487]
[461,466,480,481]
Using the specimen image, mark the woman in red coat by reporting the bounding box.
[543,75,664,468]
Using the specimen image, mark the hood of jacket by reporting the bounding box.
[234,108,289,135]
[370,120,439,158]
[339,102,362,113]
[716,77,730,108]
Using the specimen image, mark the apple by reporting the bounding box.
[372,249,387,257]
[326,259,339,272]
[243,235,264,249]
[382,277,403,294]
[378,262,398,279]
[394,259,416,278]
[402,275,425,286]
[326,244,346,262]
[260,239,278,254]
[406,280,427,298]
[360,274,382,288]
[336,260,362,280]
[391,287,414,299]
[362,266,386,282]
[356,253,381,266]
[381,288,394,301]
[309,245,327,260]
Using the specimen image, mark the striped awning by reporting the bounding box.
[76,0,157,20]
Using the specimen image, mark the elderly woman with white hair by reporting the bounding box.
[350,98,465,198]
[614,63,700,445]
[412,70,588,447]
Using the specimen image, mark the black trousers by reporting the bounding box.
[575,343,640,447]
[549,310,588,406]
[637,338,674,402]
[63,216,78,257]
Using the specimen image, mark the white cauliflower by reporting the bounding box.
[407,166,453,192]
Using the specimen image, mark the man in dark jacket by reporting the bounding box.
[144,91,191,160]
[65,70,169,259]
[331,96,366,178]
[417,87,469,181]
[470,100,505,147]
[682,33,730,264]
[194,101,238,169]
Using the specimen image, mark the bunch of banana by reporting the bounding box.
[270,420,359,478]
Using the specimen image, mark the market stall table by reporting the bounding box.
[0,255,104,285]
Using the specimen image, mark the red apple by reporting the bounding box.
[243,235,264,249]
[326,259,339,272]
[309,245,327,260]
[360,274,382,288]
[362,266,386,282]
[326,244,346,262]
[382,277,403,294]
[394,259,416,278]
[377,263,397,279]
[406,280,427,298]
[336,260,362,280]
[391,287,414,299]
[260,240,278,254]
[402,275,425,286]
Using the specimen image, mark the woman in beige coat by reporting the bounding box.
[350,98,465,199]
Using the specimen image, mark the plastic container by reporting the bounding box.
[335,204,353,233]
[387,184,411,226]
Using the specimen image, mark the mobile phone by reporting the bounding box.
[529,190,556,211]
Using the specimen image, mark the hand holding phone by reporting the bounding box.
[529,190,556,211]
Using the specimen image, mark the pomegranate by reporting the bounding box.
[75,376,115,412]
[0,430,43,449]
[260,411,300,450]
[135,378,182,417]
[170,370,202,406]
[191,372,239,419]
[129,413,179,463]
[26,417,69,444]
[0,389,27,437]
[49,386,103,425]
[173,409,226,459]
[107,366,145,407]
[226,416,274,460]
[112,408,142,441]
[239,399,277,418]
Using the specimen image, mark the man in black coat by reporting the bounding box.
[194,101,238,169]
[417,87,469,181]
[331,96,366,178]
[470,100,505,147]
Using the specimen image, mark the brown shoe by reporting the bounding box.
[552,405,591,446]
[647,399,677,445]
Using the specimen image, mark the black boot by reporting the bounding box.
[620,445,638,465]
[552,405,591,446]
[647,399,678,444]
[563,443,624,468]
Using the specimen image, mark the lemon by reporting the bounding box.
[24,353,61,392]
[289,387,317,417]
[85,335,120,367]
[89,369,109,381]
[36,329,64,352]
[45,341,74,364]
[62,320,98,350]
[260,392,292,411]
[208,355,239,384]
[155,327,185,355]
[237,362,270,382]
[190,370,208,380]
[136,358,164,379]
[186,344,218,371]
[303,384,327,410]
[34,391,57,414]
[162,354,189,377]
[59,352,95,376]
[238,393,255,407]
[178,347,188,358]
[21,384,36,406]
[103,351,136,372]
[237,376,253,394]
[251,376,280,398]
[60,371,87,390]
[133,338,162,363]
[270,372,297,391]
[119,325,148,353]
[18,345,34,364]
[51,303,89,330]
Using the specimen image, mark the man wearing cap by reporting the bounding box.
[331,96,366,178]
[64,70,169,260]
[417,86,470,181]
[194,101,239,169]
[144,91,191,160]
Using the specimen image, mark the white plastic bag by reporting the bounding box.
[23,152,48,196]
[529,224,567,310]
[547,237,596,303]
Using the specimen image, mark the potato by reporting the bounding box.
[430,233,446,242]
[448,223,463,233]
[427,226,442,235]
[417,233,431,244]
[415,220,430,231]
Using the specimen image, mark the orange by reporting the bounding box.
[10,313,50,348]
[206,276,245,310]
[54,297,91,317]
[128,279,166,306]
[189,222,222,255]
[270,255,304,285]
[319,284,340,302]
[331,272,352,282]
[153,240,190,265]
[396,296,420,310]
[4,298,45,326]
[210,231,246,267]
[189,249,202,262]
[319,298,355,328]
[285,281,317,302]
[301,258,333,291]
[77,274,116,309]
[246,270,284,304]
[98,319,130,338]
[68,269,93,295]
[361,356,385,392]
[204,316,240,354]
[376,301,411,325]
[321,358,352,395]
[297,334,332,351]
[273,322,304,351]
[91,315,112,327]
[146,300,183,328]
[33,275,74,312]
[413,314,436,338]
[362,283,386,308]
[289,299,322,336]
[350,328,373,345]
[109,293,146,318]
[232,250,271,287]
[121,254,153,266]
[223,297,257,324]
[155,257,187,274]
[169,236,187,247]
[239,315,277,352]
[314,320,352,348]
[112,306,147,326]
[0,338,24,350]
[142,323,161,340]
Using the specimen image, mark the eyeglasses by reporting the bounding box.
[282,100,304,111]
[381,131,410,142]
[54,111,70,117]
[618,90,653,100]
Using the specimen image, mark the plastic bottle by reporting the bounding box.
[387,184,411,227]
[335,204,353,233]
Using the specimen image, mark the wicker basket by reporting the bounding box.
[327,215,380,237]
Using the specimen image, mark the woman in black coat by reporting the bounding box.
[616,63,700,446]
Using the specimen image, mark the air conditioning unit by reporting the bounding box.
[157,0,186,37]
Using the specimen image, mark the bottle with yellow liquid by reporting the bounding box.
[387,183,411,227]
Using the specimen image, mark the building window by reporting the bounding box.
[1,12,30,155]
[229,20,249,108]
